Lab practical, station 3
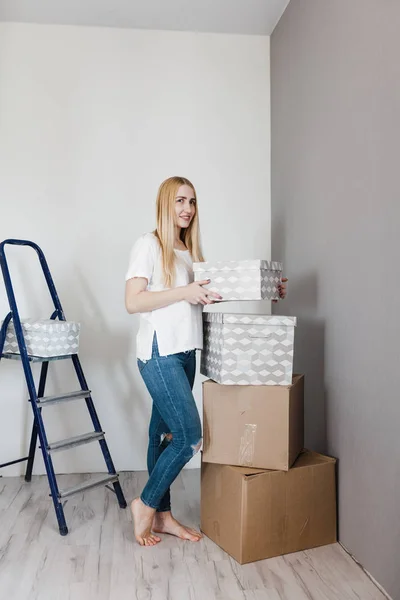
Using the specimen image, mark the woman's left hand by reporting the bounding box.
[272,277,288,302]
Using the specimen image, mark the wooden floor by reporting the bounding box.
[0,469,387,600]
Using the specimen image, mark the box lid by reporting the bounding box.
[231,450,336,478]
[202,313,297,327]
[193,259,282,273]
[228,466,268,477]
[2,318,80,332]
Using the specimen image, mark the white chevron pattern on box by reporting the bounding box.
[2,318,81,358]
[201,313,296,385]
[193,260,283,301]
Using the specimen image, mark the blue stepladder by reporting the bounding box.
[0,239,127,535]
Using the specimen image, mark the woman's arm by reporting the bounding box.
[125,277,221,314]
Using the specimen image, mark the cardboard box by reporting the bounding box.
[1,318,81,358]
[201,313,296,385]
[201,450,337,564]
[193,259,283,301]
[202,375,304,470]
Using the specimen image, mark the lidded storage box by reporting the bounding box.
[193,260,283,301]
[1,318,81,358]
[201,313,296,385]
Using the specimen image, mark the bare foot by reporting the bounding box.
[131,498,161,546]
[153,511,202,542]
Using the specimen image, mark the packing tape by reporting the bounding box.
[238,424,257,466]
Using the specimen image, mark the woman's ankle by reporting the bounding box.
[154,510,172,520]
[133,497,157,515]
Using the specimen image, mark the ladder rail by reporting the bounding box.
[0,311,12,357]
[0,239,126,534]
[0,241,67,532]
[0,238,65,321]
[25,361,49,481]
[71,354,127,508]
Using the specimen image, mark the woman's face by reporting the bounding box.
[174,184,196,229]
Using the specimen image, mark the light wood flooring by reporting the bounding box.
[0,469,389,600]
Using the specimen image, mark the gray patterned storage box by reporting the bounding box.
[193,260,283,301]
[201,313,296,385]
[2,319,81,358]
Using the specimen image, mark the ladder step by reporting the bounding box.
[37,389,91,407]
[47,431,105,453]
[1,352,74,363]
[58,473,119,499]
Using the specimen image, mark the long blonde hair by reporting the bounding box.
[154,176,204,287]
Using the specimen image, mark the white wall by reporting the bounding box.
[0,23,271,474]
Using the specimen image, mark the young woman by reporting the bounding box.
[125,176,287,546]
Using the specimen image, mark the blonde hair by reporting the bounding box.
[153,176,204,287]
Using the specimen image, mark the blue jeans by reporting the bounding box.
[137,335,202,512]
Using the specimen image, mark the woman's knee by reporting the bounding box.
[171,427,202,458]
[185,436,202,459]
[190,437,202,455]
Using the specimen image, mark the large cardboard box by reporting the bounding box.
[201,450,337,565]
[193,259,283,301]
[201,313,296,385]
[202,375,304,470]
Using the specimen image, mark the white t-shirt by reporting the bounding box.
[125,232,203,360]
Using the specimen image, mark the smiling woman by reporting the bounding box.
[175,189,196,228]
[153,177,204,288]
[124,176,221,546]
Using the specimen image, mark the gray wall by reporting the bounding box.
[271,1,400,598]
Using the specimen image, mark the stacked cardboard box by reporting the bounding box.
[194,259,337,565]
[202,375,304,471]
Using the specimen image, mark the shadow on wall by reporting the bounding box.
[271,212,286,269]
[274,270,327,454]
[46,266,148,471]
[294,314,327,453]
[79,266,145,436]
[0,250,59,474]
[272,214,328,451]
[0,242,146,473]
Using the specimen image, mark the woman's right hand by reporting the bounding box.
[182,280,222,305]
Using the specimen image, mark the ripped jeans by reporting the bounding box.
[137,334,202,512]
